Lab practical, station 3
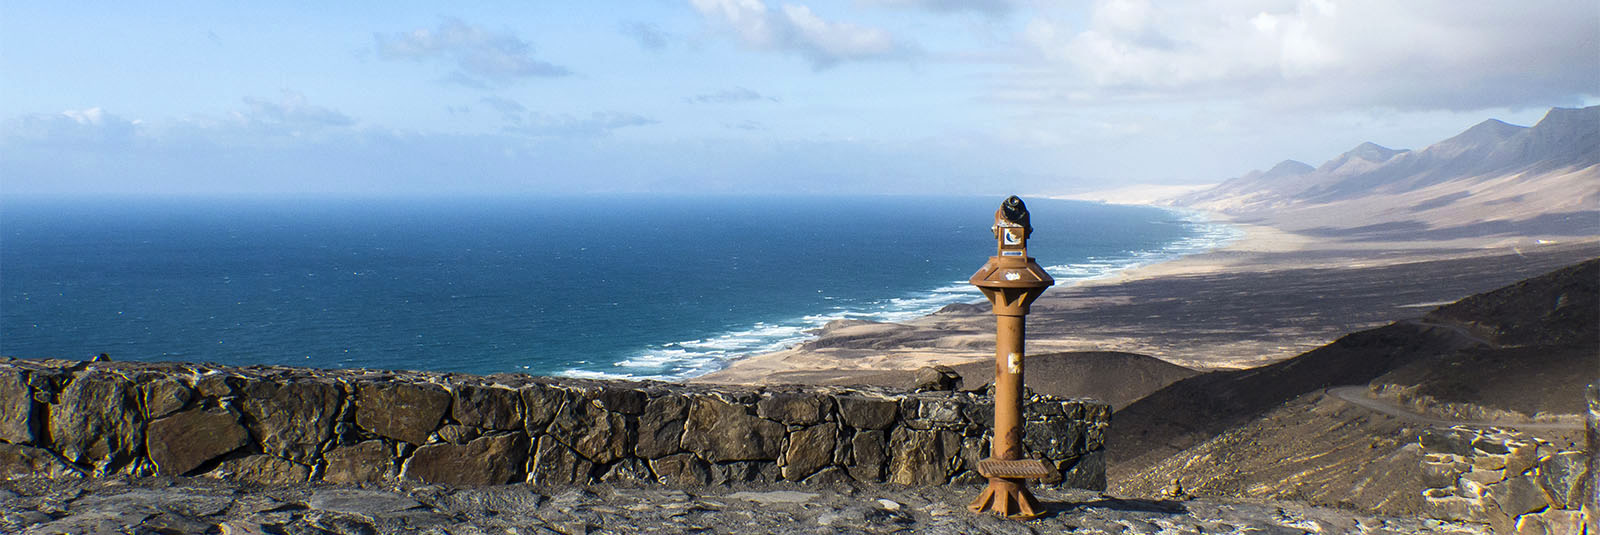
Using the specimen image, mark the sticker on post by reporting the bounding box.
[1003,229,1022,245]
[1008,352,1022,374]
[1000,251,1023,256]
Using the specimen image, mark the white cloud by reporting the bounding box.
[865,0,1015,16]
[2,108,139,148]
[690,0,908,68]
[375,18,570,87]
[238,91,355,130]
[1020,0,1599,111]
[620,21,672,50]
[688,87,777,104]
[507,112,659,137]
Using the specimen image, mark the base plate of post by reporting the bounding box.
[968,477,1045,520]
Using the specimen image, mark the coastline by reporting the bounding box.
[691,204,1600,387]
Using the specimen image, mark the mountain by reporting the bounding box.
[1172,106,1600,243]
[1110,258,1597,517]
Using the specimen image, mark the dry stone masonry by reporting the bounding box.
[1418,426,1591,534]
[0,357,1109,491]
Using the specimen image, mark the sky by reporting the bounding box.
[1,1,1596,197]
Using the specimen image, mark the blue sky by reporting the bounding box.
[2,1,1595,196]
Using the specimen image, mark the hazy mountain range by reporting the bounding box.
[1170,106,1599,243]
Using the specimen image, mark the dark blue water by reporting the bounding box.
[0,196,1234,379]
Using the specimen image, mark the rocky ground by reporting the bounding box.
[2,475,1491,535]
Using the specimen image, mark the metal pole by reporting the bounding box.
[968,196,1053,520]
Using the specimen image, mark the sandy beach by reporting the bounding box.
[692,209,1599,388]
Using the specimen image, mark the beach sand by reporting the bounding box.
[691,212,1599,388]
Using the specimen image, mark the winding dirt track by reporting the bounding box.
[1325,385,1583,431]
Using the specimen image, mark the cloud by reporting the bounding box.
[375,17,571,87]
[2,107,140,148]
[507,112,659,137]
[687,87,777,104]
[620,21,671,50]
[238,90,355,130]
[1019,0,1599,111]
[479,96,527,123]
[865,0,1015,16]
[690,0,908,68]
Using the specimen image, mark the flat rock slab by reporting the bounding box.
[73,487,236,517]
[306,488,422,517]
[727,490,820,505]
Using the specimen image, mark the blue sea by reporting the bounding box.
[0,195,1236,380]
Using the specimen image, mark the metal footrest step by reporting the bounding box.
[975,458,1051,479]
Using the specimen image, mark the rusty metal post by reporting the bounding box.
[968,195,1055,520]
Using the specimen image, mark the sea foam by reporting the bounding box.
[560,208,1238,381]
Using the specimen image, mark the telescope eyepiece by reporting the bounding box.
[1001,196,1028,224]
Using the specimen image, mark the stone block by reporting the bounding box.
[49,370,141,470]
[600,458,653,483]
[141,377,191,421]
[782,423,837,481]
[849,430,887,483]
[1024,418,1086,460]
[757,393,831,425]
[1473,436,1512,455]
[354,381,450,445]
[403,433,528,486]
[0,443,83,479]
[650,452,710,486]
[682,397,785,462]
[803,467,850,485]
[594,386,646,415]
[910,397,965,429]
[1462,467,1506,485]
[710,461,777,484]
[239,379,341,461]
[1060,450,1107,491]
[887,427,954,485]
[1504,440,1539,476]
[1514,508,1584,535]
[146,406,249,475]
[0,368,37,444]
[635,394,689,459]
[836,395,897,430]
[521,383,568,431]
[436,424,479,444]
[1420,428,1476,456]
[1422,453,1469,489]
[210,454,312,485]
[194,372,239,398]
[1488,474,1553,519]
[323,440,394,484]
[1421,488,1472,521]
[452,385,523,430]
[547,398,631,464]
[1536,450,1587,509]
[912,365,962,391]
[531,435,593,485]
[1474,453,1509,471]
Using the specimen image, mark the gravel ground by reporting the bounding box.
[2,476,1488,534]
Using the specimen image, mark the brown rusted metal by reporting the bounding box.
[968,196,1055,520]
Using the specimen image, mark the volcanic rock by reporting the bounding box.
[683,397,785,462]
[354,381,449,445]
[145,406,249,475]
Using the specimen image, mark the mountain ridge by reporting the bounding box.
[1171,106,1600,243]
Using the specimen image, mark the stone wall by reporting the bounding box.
[0,358,1109,491]
[1418,426,1591,533]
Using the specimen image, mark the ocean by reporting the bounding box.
[0,195,1236,380]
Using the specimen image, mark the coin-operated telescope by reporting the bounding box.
[968,195,1055,519]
